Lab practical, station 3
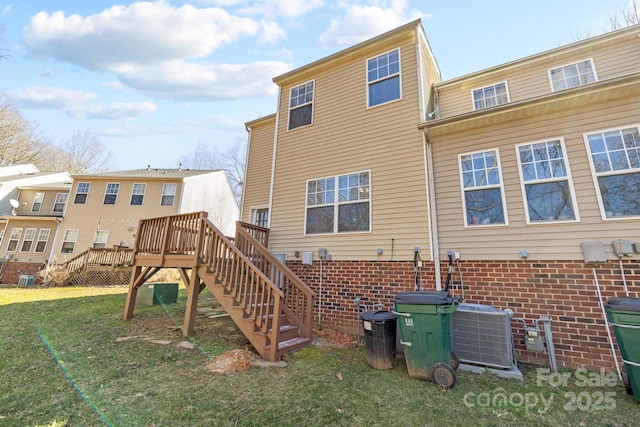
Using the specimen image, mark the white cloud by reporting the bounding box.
[198,0,324,19]
[2,4,11,16]
[113,60,289,101]
[318,2,428,47]
[11,86,97,109]
[69,102,157,120]
[23,2,262,69]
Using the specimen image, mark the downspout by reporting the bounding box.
[240,124,252,222]
[423,130,441,290]
[267,87,283,228]
[416,25,441,290]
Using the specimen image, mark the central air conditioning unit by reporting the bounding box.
[450,303,515,369]
[18,275,35,286]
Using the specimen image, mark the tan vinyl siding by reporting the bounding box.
[15,189,69,216]
[436,27,640,118]
[0,218,58,263]
[430,94,640,260]
[242,115,276,223]
[54,179,182,258]
[267,32,437,261]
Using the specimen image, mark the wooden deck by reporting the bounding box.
[123,212,315,361]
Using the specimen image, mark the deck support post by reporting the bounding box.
[183,268,200,336]
[123,265,144,320]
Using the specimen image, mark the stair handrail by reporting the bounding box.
[235,221,315,338]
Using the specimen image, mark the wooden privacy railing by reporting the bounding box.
[62,247,134,275]
[130,213,314,360]
[235,222,314,338]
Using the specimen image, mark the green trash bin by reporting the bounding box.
[394,291,459,388]
[605,297,640,402]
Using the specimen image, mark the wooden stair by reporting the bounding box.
[123,212,315,361]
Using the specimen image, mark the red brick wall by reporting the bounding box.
[287,259,639,372]
[0,261,45,285]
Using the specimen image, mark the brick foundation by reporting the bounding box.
[287,259,639,372]
[0,261,45,285]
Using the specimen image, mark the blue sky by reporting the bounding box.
[0,0,631,170]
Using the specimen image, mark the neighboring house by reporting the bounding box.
[50,168,239,262]
[0,166,72,284]
[242,20,640,371]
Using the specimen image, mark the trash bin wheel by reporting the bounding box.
[450,351,460,371]
[430,362,456,389]
[622,368,633,395]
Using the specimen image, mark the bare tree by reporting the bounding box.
[0,24,9,62]
[608,0,640,30]
[0,93,49,164]
[40,131,114,174]
[179,138,247,203]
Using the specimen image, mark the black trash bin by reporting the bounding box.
[360,310,398,369]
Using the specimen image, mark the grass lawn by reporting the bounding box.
[1,285,638,427]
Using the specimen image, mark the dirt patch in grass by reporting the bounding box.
[313,328,357,347]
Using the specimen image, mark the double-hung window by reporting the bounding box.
[584,125,640,219]
[130,183,146,206]
[61,230,78,253]
[32,193,44,212]
[516,139,578,223]
[548,59,597,91]
[35,229,50,253]
[367,49,401,107]
[93,230,109,248]
[7,228,22,252]
[74,182,90,204]
[288,81,314,130]
[103,183,119,205]
[21,228,36,252]
[472,82,509,110]
[53,193,67,213]
[161,183,177,206]
[305,171,370,235]
[459,150,507,226]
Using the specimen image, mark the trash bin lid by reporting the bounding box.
[394,291,455,305]
[360,310,397,321]
[606,297,640,312]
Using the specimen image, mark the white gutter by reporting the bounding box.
[424,130,441,290]
[267,87,283,228]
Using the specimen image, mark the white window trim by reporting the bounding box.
[20,228,36,252]
[583,123,640,221]
[93,230,110,248]
[74,182,90,204]
[547,58,598,92]
[458,148,509,228]
[103,182,120,205]
[250,205,270,228]
[61,229,79,254]
[470,81,510,111]
[161,183,177,206]
[287,80,315,131]
[53,193,68,213]
[515,137,580,225]
[366,48,403,109]
[35,228,51,253]
[32,192,44,212]
[130,183,146,206]
[303,170,372,236]
[7,227,23,252]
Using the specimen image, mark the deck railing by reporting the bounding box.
[61,247,134,275]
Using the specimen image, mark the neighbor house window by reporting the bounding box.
[516,139,578,223]
[305,171,370,234]
[288,81,314,130]
[35,229,50,253]
[472,82,509,110]
[459,149,507,226]
[548,59,597,91]
[61,229,78,253]
[367,49,401,107]
[103,183,119,205]
[161,183,177,206]
[74,182,90,204]
[32,192,44,212]
[93,230,109,248]
[53,193,68,213]
[584,125,640,219]
[130,183,146,206]
[7,228,23,252]
[20,228,36,252]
